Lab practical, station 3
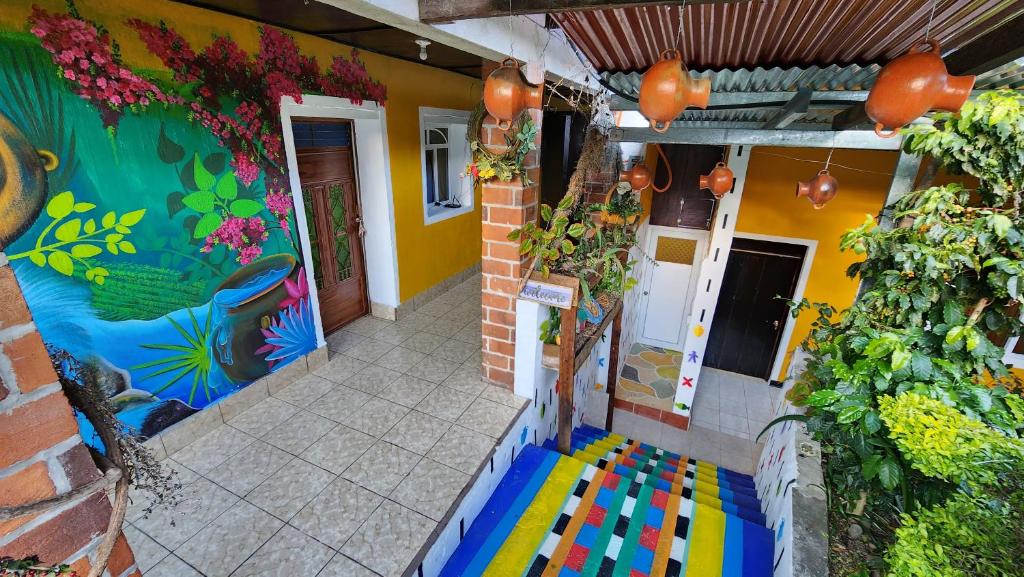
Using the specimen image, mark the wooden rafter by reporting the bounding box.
[418,0,750,24]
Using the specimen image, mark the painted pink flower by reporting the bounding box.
[230,152,260,187]
[201,216,269,265]
[278,267,309,310]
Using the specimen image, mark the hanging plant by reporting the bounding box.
[466,102,537,185]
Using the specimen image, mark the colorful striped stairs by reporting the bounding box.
[440,426,773,577]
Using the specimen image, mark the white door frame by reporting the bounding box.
[635,225,709,350]
[732,232,817,382]
[279,95,400,347]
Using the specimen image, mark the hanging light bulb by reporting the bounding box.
[415,39,431,61]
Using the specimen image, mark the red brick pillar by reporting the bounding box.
[480,63,543,389]
[0,254,140,577]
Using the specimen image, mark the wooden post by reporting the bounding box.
[604,305,623,430]
[557,304,577,455]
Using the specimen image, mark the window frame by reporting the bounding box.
[419,107,473,225]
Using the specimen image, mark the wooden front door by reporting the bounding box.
[704,238,806,380]
[295,120,368,334]
[650,144,723,230]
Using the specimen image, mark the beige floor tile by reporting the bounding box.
[246,458,336,521]
[124,524,169,573]
[390,458,470,521]
[228,398,300,438]
[262,410,336,454]
[313,354,368,383]
[308,384,373,423]
[125,459,199,523]
[344,364,402,395]
[338,397,409,438]
[341,441,420,496]
[434,340,481,364]
[420,317,467,338]
[426,425,495,475]
[344,316,394,337]
[290,477,383,550]
[232,525,334,577]
[273,374,336,408]
[382,410,451,455]
[451,323,481,344]
[317,554,381,577]
[176,500,283,577]
[441,367,488,396]
[344,338,396,363]
[133,478,239,550]
[374,346,426,373]
[457,397,520,438]
[169,425,256,475]
[300,425,376,475]
[402,331,444,354]
[325,329,366,353]
[415,385,476,422]
[341,500,436,577]
[408,355,459,384]
[145,554,202,577]
[378,375,437,408]
[479,384,529,409]
[205,440,292,497]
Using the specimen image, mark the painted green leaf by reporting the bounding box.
[157,123,185,164]
[104,233,124,243]
[102,211,116,228]
[194,213,223,239]
[167,192,186,218]
[203,152,227,175]
[46,191,75,220]
[120,209,146,226]
[115,225,131,234]
[118,241,137,254]
[94,274,106,286]
[216,174,238,200]
[193,153,216,191]
[229,199,263,218]
[71,244,102,258]
[84,219,96,234]
[107,243,119,255]
[47,251,74,276]
[54,219,81,243]
[182,191,216,213]
[73,202,96,213]
[29,252,45,267]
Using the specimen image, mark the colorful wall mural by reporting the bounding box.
[0,1,390,441]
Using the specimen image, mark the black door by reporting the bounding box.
[650,144,723,230]
[704,238,806,380]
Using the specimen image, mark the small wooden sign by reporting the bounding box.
[519,271,579,310]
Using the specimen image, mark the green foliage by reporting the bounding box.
[180,153,258,238]
[89,262,206,321]
[902,90,1024,204]
[0,556,74,576]
[132,304,214,405]
[539,305,561,345]
[7,190,145,284]
[885,486,1024,577]
[880,393,1024,487]
[467,104,538,184]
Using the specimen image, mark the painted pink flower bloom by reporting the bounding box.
[278,267,309,310]
[230,152,260,187]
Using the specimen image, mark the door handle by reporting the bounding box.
[772,320,780,330]
[355,216,366,238]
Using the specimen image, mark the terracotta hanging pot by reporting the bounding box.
[865,39,975,138]
[483,57,544,130]
[698,162,734,199]
[638,49,711,133]
[619,164,652,191]
[796,169,839,209]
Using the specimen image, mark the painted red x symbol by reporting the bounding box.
[682,377,694,388]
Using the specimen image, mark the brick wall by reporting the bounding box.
[480,110,542,388]
[0,253,139,577]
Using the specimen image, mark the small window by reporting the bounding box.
[420,108,473,224]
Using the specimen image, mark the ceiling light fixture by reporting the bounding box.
[415,39,431,61]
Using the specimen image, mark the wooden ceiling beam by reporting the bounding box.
[418,0,748,24]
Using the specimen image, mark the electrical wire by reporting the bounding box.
[752,150,894,176]
[924,0,939,41]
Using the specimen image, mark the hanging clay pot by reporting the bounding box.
[483,57,544,130]
[865,39,975,138]
[638,49,711,133]
[698,162,734,199]
[619,164,652,191]
[796,170,839,209]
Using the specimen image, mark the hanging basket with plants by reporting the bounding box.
[466,102,537,185]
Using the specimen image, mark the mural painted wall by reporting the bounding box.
[0,0,478,441]
[737,146,897,380]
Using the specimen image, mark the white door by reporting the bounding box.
[637,227,707,351]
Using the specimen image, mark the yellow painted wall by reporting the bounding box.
[0,0,483,303]
[736,146,899,379]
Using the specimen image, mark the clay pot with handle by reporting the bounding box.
[796,170,839,209]
[698,162,734,199]
[638,49,711,133]
[865,39,975,138]
[619,164,652,191]
[483,57,544,130]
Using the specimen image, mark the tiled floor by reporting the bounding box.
[602,367,782,475]
[616,342,682,411]
[127,275,529,577]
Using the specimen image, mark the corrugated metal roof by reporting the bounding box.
[553,0,1024,73]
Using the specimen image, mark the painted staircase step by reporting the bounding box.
[440,444,774,577]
